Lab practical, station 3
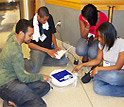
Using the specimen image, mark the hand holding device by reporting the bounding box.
[87,35,94,46]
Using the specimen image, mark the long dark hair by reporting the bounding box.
[81,4,98,26]
[97,22,117,50]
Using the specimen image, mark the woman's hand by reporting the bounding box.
[85,20,90,29]
[72,64,83,73]
[86,37,97,45]
[90,67,99,77]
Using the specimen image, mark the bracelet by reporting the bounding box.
[85,27,89,30]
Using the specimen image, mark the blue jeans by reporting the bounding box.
[24,49,69,74]
[0,79,50,107]
[93,70,124,97]
[76,38,99,59]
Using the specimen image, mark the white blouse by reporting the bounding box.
[99,38,124,69]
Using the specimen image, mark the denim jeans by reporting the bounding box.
[0,79,50,107]
[76,38,99,59]
[93,70,124,97]
[24,49,69,74]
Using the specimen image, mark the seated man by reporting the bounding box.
[24,6,68,74]
[0,19,50,107]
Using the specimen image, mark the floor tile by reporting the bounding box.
[0,99,3,107]
[81,73,124,107]
[43,82,92,107]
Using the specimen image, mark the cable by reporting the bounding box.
[56,27,77,60]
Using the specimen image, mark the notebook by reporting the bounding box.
[54,46,72,59]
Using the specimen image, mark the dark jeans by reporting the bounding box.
[0,79,50,107]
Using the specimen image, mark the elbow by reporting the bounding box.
[115,65,123,70]
[95,59,102,65]
[98,59,102,64]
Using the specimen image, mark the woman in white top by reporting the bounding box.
[73,22,124,97]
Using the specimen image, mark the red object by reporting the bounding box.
[79,11,108,38]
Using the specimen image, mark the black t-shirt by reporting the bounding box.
[29,14,56,49]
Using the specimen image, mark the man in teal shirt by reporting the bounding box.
[0,19,50,107]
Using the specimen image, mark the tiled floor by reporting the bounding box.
[40,52,124,107]
[0,4,124,107]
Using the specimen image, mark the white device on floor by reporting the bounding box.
[50,69,78,87]
[54,46,72,59]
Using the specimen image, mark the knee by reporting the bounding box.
[24,59,41,74]
[89,53,97,59]
[88,50,97,59]
[31,67,41,74]
[76,47,87,56]
[42,82,50,96]
[21,98,47,107]
[30,64,42,74]
[45,82,50,93]
[27,68,40,74]
[93,80,105,95]
[59,56,69,66]
[105,71,122,85]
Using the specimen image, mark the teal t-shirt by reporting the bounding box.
[0,32,43,86]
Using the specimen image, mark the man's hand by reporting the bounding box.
[47,50,57,58]
[55,47,61,52]
[43,74,51,81]
[72,64,82,73]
